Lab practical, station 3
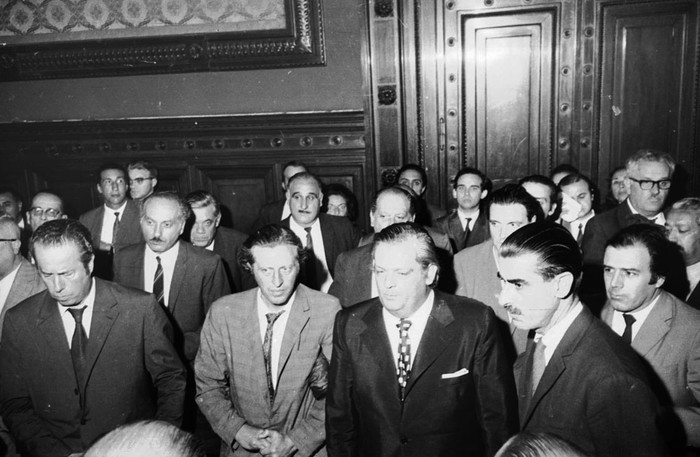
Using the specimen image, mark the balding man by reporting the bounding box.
[26,192,67,233]
[667,198,700,309]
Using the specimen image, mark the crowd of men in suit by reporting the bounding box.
[0,149,698,457]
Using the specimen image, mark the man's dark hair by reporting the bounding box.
[499,222,582,296]
[141,192,191,222]
[97,163,127,182]
[486,184,544,222]
[282,160,308,178]
[497,431,590,457]
[185,190,221,217]
[605,224,674,283]
[453,167,492,194]
[0,187,23,204]
[518,175,558,205]
[372,222,440,287]
[322,183,359,222]
[238,225,307,273]
[397,164,428,188]
[550,163,579,180]
[127,160,159,179]
[370,185,417,216]
[30,219,94,269]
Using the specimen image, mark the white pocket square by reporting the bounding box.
[441,368,469,379]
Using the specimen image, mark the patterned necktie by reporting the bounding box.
[622,313,636,344]
[264,311,285,404]
[303,227,318,289]
[529,338,546,398]
[111,211,120,247]
[153,256,165,307]
[68,306,88,383]
[576,223,583,245]
[397,318,412,399]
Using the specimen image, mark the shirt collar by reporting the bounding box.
[145,240,180,263]
[538,300,583,349]
[382,289,435,327]
[626,198,664,223]
[60,277,96,314]
[256,288,297,315]
[289,216,320,232]
[614,292,660,327]
[103,200,127,214]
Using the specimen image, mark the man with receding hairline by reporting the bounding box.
[666,197,700,309]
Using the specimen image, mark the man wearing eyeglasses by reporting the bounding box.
[581,149,676,312]
[127,161,158,203]
[27,192,67,233]
[79,164,144,280]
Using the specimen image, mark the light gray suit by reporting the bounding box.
[0,258,46,343]
[602,290,700,448]
[195,284,340,457]
[454,239,529,359]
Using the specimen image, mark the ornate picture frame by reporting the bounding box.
[0,0,325,81]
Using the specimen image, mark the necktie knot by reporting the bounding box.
[621,312,636,344]
[68,306,86,324]
[114,211,120,220]
[266,310,285,326]
[623,313,636,326]
[156,255,162,265]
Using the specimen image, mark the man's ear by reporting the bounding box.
[549,203,558,216]
[480,189,488,200]
[97,183,104,195]
[553,272,575,298]
[651,274,666,289]
[425,263,439,286]
[408,214,416,222]
[152,178,158,189]
[215,213,222,228]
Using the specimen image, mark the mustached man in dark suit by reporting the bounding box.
[79,163,144,279]
[327,223,518,457]
[435,167,491,253]
[0,219,186,457]
[185,190,255,293]
[497,222,669,457]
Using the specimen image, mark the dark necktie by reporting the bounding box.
[263,311,285,404]
[111,212,120,247]
[303,227,318,289]
[622,313,636,344]
[68,306,88,383]
[529,338,547,398]
[153,256,165,307]
[397,318,412,400]
[463,217,472,243]
[576,223,583,245]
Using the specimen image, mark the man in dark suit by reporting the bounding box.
[497,222,668,457]
[279,172,358,293]
[79,163,143,279]
[327,223,518,457]
[580,150,675,311]
[196,225,339,457]
[330,186,453,308]
[666,198,700,309]
[113,192,229,364]
[252,161,308,231]
[435,167,491,253]
[0,219,186,457]
[601,224,700,452]
[185,190,254,293]
[397,164,446,226]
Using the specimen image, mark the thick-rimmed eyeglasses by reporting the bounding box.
[29,207,62,218]
[129,177,155,185]
[628,177,671,191]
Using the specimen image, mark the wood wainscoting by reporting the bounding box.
[0,111,371,234]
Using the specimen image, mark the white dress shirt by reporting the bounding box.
[567,210,595,238]
[143,242,180,307]
[257,289,296,388]
[58,278,96,347]
[383,290,435,371]
[537,301,583,365]
[99,201,127,245]
[289,217,333,292]
[627,199,666,226]
[611,294,660,342]
[457,208,480,231]
[0,263,21,311]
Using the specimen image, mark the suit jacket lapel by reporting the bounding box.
[168,242,188,312]
[361,302,400,399]
[404,294,457,398]
[36,293,75,380]
[277,287,311,379]
[632,292,672,357]
[4,260,36,312]
[83,279,118,387]
[447,213,466,251]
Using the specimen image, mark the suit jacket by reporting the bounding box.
[253,199,286,232]
[195,285,340,457]
[327,244,373,308]
[602,291,700,448]
[0,279,186,457]
[211,226,255,293]
[0,258,46,342]
[113,240,230,362]
[688,283,700,311]
[326,292,519,457]
[515,306,668,457]
[454,240,529,359]
[280,213,360,281]
[79,199,143,253]
[434,210,489,253]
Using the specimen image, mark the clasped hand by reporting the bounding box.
[235,424,297,457]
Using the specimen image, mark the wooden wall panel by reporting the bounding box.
[0,112,370,234]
